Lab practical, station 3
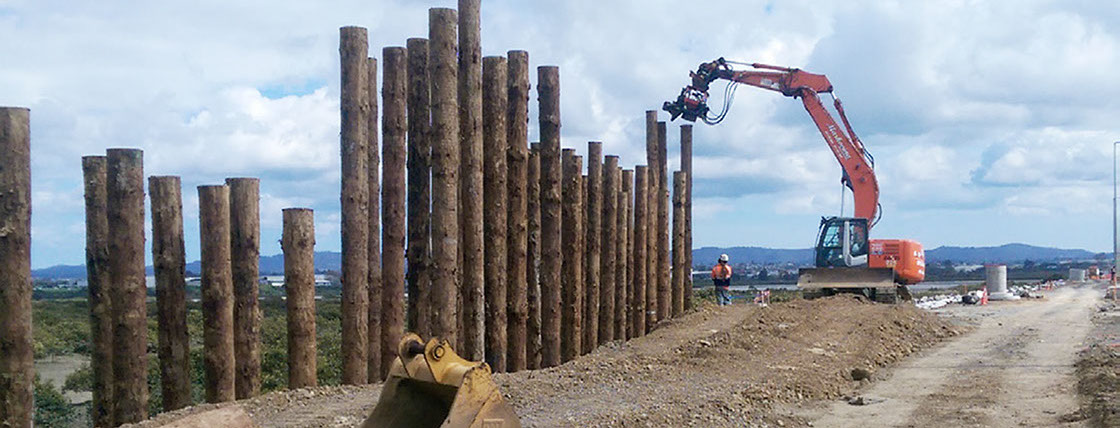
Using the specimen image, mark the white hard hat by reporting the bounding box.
[719,254,729,262]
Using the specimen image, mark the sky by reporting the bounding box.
[2,0,1118,269]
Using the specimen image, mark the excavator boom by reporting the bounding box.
[664,58,880,225]
[664,58,925,294]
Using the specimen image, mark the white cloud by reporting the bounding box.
[5,0,1120,266]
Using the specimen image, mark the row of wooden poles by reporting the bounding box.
[332,1,695,385]
[0,3,695,428]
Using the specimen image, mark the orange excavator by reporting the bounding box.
[664,58,924,302]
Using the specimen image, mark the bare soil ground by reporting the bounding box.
[1064,295,1120,427]
[129,295,957,427]
[796,284,1105,428]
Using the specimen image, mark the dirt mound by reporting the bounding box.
[125,297,960,427]
[1066,301,1120,427]
[685,295,958,403]
[500,295,959,427]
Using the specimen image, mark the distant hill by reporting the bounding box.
[184,251,343,275]
[692,247,814,265]
[924,243,1099,264]
[33,251,344,279]
[32,243,1105,279]
[30,264,88,279]
[692,243,1103,267]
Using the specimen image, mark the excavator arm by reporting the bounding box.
[664,58,881,226]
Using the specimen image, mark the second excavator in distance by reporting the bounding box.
[663,58,924,302]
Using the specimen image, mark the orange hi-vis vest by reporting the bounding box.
[711,263,732,284]
[711,263,732,280]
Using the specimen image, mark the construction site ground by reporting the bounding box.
[129,283,1118,428]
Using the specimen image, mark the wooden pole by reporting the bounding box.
[657,122,671,320]
[561,150,583,362]
[82,155,113,427]
[0,107,32,427]
[226,177,260,399]
[632,166,649,335]
[382,46,408,380]
[107,148,148,423]
[618,169,632,340]
[483,56,509,371]
[339,25,369,385]
[458,0,484,361]
[598,155,617,344]
[643,111,658,326]
[505,50,530,372]
[406,38,431,341]
[538,66,562,368]
[150,176,191,411]
[429,8,459,345]
[672,171,686,317]
[367,56,383,382]
[283,208,317,389]
[198,184,234,403]
[585,143,602,350]
[681,125,693,309]
[526,143,542,369]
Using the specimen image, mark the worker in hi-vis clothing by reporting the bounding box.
[711,254,732,306]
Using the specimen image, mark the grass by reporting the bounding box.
[34,291,346,421]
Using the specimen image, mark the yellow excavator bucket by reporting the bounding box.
[361,333,520,428]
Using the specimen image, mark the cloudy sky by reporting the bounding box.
[3,0,1117,268]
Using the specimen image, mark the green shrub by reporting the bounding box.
[34,375,74,427]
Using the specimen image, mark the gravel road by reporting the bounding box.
[798,285,1102,428]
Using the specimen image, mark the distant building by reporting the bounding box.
[260,275,332,288]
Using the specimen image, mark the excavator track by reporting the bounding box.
[801,286,907,304]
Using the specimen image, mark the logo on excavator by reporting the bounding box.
[760,78,781,90]
[826,125,851,160]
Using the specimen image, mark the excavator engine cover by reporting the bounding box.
[362,333,520,428]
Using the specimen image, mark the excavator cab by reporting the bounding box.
[814,216,868,268]
[799,216,899,303]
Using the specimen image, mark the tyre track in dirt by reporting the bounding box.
[801,285,1100,428]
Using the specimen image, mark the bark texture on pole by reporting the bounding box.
[382,46,408,380]
[657,122,671,320]
[367,56,383,382]
[107,148,148,423]
[199,185,234,404]
[0,108,32,427]
[429,8,459,345]
[633,165,650,335]
[339,25,369,385]
[82,155,114,427]
[226,177,260,399]
[561,150,583,363]
[150,176,191,411]
[681,125,693,310]
[526,143,542,370]
[283,209,317,389]
[458,0,484,361]
[505,50,530,372]
[406,38,431,341]
[643,111,658,326]
[618,169,632,340]
[584,143,602,350]
[672,171,686,317]
[538,66,562,368]
[598,155,617,344]
[483,56,509,372]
